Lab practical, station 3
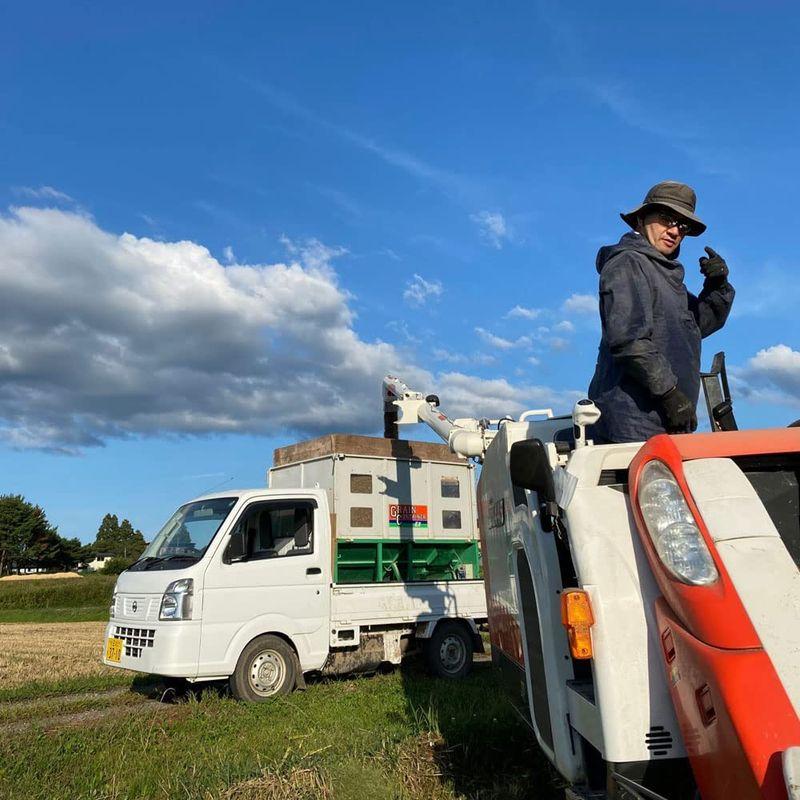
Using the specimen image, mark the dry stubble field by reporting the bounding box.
[0,620,115,687]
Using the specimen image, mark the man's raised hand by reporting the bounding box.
[699,246,729,285]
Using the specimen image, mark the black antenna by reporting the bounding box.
[200,476,234,495]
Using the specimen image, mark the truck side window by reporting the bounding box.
[224,501,315,563]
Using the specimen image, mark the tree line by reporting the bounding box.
[0,494,146,576]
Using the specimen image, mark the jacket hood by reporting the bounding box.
[596,231,683,275]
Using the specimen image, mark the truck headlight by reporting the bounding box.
[637,460,719,586]
[159,578,194,621]
[109,592,117,617]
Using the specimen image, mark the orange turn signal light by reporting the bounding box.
[561,589,594,660]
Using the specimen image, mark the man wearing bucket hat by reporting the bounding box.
[588,180,735,443]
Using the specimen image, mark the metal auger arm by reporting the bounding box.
[382,375,495,460]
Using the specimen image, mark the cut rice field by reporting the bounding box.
[0,621,119,689]
[0,619,562,800]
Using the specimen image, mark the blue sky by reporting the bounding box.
[1,1,799,543]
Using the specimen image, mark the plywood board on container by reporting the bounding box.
[273,434,464,467]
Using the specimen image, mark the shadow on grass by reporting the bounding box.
[127,673,229,704]
[398,654,563,800]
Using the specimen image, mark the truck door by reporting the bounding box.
[199,496,330,675]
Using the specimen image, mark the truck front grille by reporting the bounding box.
[114,626,156,658]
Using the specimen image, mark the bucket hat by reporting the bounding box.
[620,180,706,236]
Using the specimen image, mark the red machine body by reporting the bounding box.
[629,430,800,799]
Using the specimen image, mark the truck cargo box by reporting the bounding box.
[269,434,479,583]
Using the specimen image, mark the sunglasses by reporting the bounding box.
[653,212,692,236]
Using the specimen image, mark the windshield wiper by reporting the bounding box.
[128,555,162,570]
[142,554,200,570]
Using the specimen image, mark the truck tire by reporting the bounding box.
[424,620,473,679]
[230,634,297,701]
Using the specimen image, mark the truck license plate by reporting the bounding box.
[105,637,123,663]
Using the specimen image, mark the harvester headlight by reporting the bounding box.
[637,460,719,586]
[159,578,194,620]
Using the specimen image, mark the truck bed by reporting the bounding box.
[330,579,487,627]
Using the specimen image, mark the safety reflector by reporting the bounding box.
[560,589,594,660]
[695,684,717,727]
[661,628,676,663]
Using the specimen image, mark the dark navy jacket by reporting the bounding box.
[588,232,734,443]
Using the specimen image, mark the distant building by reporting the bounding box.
[87,553,115,571]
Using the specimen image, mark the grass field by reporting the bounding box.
[0,573,114,624]
[0,605,110,623]
[0,573,115,609]
[0,624,561,799]
[0,577,561,799]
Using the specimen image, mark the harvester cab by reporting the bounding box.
[384,365,800,800]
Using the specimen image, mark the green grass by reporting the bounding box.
[0,685,147,724]
[0,672,140,703]
[0,665,562,800]
[0,574,115,611]
[0,604,109,623]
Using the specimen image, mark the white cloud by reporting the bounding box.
[471,210,513,249]
[554,320,575,333]
[506,305,542,320]
[279,235,347,273]
[735,345,800,407]
[549,337,570,351]
[474,327,532,350]
[379,248,402,262]
[403,273,443,306]
[386,319,421,345]
[246,78,474,203]
[432,348,495,366]
[0,207,583,452]
[433,372,581,420]
[562,293,597,315]
[0,207,427,451]
[223,245,235,264]
[13,185,75,203]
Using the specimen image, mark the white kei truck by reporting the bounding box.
[102,434,488,700]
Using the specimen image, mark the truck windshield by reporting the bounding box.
[129,497,238,571]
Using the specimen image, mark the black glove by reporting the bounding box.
[699,246,729,288]
[658,386,697,433]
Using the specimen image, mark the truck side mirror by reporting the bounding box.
[510,439,558,532]
[294,525,309,550]
[293,508,311,550]
[510,439,555,502]
[225,529,247,563]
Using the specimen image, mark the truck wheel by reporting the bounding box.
[230,635,297,701]
[425,621,473,679]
